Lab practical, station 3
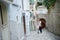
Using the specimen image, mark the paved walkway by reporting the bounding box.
[23,29,60,40]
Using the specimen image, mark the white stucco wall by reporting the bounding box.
[25,11,30,35]
[0,0,30,40]
[2,0,31,40]
[13,0,22,6]
[2,25,10,40]
[22,0,30,35]
[23,0,30,10]
[8,4,18,21]
[8,4,24,40]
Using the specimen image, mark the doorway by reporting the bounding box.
[39,18,46,29]
[0,5,3,25]
[22,13,26,34]
[0,5,2,40]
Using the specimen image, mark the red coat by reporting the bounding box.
[41,21,46,28]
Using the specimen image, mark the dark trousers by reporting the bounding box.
[39,27,42,33]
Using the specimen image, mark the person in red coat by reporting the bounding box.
[38,21,42,33]
[38,18,46,33]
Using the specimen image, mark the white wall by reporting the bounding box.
[1,0,29,40]
[23,0,30,10]
[8,4,24,40]
[8,0,31,40]
[13,0,22,6]
[25,11,30,35]
[2,25,10,40]
[23,0,30,35]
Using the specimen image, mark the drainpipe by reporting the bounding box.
[22,0,24,10]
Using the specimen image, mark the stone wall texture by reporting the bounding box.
[38,1,60,36]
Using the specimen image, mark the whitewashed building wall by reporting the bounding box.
[8,0,31,40]
[8,4,24,40]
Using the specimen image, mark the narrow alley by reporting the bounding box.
[23,29,60,40]
[0,0,60,40]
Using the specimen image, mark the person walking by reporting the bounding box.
[39,21,42,33]
[37,21,42,33]
[38,18,46,33]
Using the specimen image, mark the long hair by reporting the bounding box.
[39,18,46,28]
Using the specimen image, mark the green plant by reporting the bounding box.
[36,2,42,9]
[43,0,56,9]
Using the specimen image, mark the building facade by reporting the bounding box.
[0,0,31,40]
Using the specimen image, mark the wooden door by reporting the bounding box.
[0,6,2,26]
[23,15,26,34]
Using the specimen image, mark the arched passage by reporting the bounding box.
[39,18,46,29]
